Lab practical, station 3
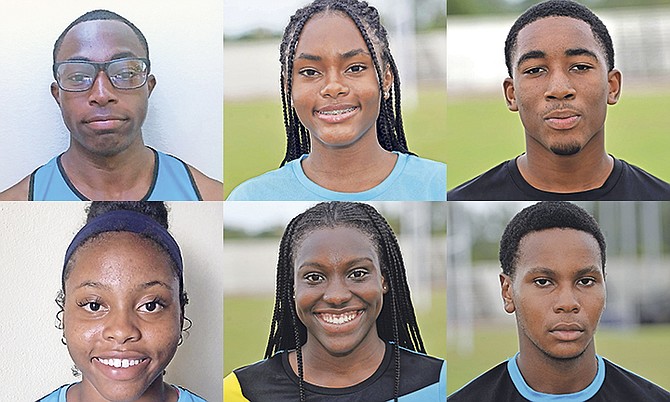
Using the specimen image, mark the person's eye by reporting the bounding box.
[347,64,367,73]
[139,299,165,313]
[67,73,91,83]
[571,64,592,72]
[113,69,138,80]
[299,68,320,77]
[523,67,545,75]
[577,277,596,286]
[349,269,369,280]
[533,278,552,287]
[304,272,324,283]
[77,299,106,313]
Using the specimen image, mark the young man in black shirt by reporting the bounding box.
[448,0,670,200]
[449,202,670,401]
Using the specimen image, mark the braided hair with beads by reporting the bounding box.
[278,0,413,166]
[265,202,426,401]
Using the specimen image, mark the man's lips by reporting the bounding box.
[84,114,127,123]
[550,323,585,341]
[83,115,128,130]
[543,110,581,130]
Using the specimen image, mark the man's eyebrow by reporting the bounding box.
[565,48,598,60]
[523,266,603,278]
[574,266,602,277]
[524,267,555,277]
[110,51,139,60]
[516,50,545,68]
[64,51,139,63]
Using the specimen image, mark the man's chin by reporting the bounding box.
[543,346,589,362]
[75,133,137,157]
[550,144,582,156]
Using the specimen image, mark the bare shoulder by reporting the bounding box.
[187,165,223,201]
[0,175,31,201]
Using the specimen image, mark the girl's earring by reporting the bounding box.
[383,91,390,100]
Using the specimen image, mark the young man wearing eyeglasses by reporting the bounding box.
[0,10,222,201]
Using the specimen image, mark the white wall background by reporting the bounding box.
[0,0,223,192]
[0,202,223,401]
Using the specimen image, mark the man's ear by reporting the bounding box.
[500,273,516,314]
[147,74,156,97]
[503,77,518,112]
[50,82,61,107]
[607,69,622,105]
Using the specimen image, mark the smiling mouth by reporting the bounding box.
[317,310,363,325]
[95,357,147,368]
[318,106,357,116]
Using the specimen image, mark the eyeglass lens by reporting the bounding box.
[56,59,148,91]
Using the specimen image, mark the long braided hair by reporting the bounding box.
[265,202,426,401]
[279,0,412,166]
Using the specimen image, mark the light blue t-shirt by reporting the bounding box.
[30,148,202,201]
[508,352,606,401]
[38,383,207,401]
[227,152,446,201]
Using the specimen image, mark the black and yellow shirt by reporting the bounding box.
[224,343,446,401]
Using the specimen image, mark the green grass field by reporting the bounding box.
[224,89,670,195]
[223,90,447,198]
[447,324,670,394]
[224,290,446,376]
[446,91,670,189]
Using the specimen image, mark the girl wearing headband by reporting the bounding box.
[39,202,205,402]
[224,202,446,401]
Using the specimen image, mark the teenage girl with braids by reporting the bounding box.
[224,202,446,401]
[227,0,446,201]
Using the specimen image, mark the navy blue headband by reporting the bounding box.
[63,210,183,288]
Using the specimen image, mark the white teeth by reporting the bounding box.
[320,311,359,325]
[97,357,143,368]
[319,107,356,115]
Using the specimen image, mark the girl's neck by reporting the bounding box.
[291,336,387,388]
[67,376,178,402]
[302,137,398,193]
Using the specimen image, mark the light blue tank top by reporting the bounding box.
[38,383,208,401]
[29,148,202,201]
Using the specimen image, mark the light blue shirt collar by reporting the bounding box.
[508,352,605,401]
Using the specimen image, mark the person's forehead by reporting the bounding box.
[296,12,366,52]
[514,16,603,60]
[297,226,376,255]
[516,227,602,273]
[57,19,145,62]
[68,233,175,282]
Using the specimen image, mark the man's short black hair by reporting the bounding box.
[53,9,149,64]
[504,0,614,77]
[499,201,606,277]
